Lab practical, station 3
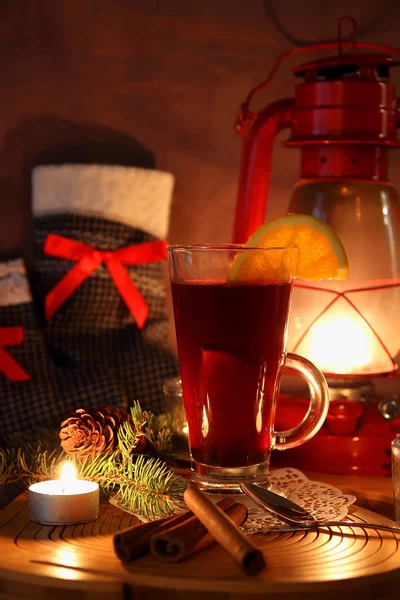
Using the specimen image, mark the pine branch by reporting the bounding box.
[75,450,123,497]
[0,402,187,520]
[111,454,186,520]
[118,402,173,458]
[130,400,146,431]
[118,402,147,464]
[76,448,186,519]
[0,445,64,486]
[145,413,173,456]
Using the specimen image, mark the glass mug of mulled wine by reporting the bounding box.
[167,245,329,490]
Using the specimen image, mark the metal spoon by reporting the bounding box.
[241,483,400,535]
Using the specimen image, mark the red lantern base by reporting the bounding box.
[272,394,400,476]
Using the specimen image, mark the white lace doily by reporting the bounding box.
[110,467,357,535]
[240,468,356,535]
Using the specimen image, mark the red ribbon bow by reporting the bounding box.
[0,327,31,381]
[44,234,168,328]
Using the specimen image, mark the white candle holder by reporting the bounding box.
[29,461,99,525]
[29,479,99,525]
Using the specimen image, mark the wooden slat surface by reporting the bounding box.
[0,477,400,599]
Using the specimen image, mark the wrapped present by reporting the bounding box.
[33,165,179,412]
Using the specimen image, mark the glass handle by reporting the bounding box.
[274,352,330,450]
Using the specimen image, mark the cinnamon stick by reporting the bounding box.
[183,484,266,576]
[113,497,235,562]
[150,500,247,562]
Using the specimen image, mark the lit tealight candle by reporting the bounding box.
[29,461,99,525]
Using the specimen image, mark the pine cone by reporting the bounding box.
[59,405,131,459]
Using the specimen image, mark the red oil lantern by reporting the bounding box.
[233,17,400,475]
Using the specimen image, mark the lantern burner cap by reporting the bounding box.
[294,53,400,81]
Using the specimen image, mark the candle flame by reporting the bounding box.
[60,461,76,484]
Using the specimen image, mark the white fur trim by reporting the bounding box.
[32,165,174,240]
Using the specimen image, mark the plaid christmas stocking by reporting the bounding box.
[33,165,179,413]
[0,259,118,438]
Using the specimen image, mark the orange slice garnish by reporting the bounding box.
[229,214,349,282]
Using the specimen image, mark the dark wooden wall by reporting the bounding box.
[1,0,400,266]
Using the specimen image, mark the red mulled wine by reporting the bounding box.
[171,279,292,468]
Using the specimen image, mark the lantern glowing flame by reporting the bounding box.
[302,316,373,375]
[290,282,398,377]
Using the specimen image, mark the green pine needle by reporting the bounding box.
[0,445,63,486]
[112,454,186,520]
[0,402,186,520]
[144,413,173,456]
[130,400,146,431]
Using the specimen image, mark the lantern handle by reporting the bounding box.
[337,15,358,54]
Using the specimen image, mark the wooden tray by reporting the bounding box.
[1,490,400,600]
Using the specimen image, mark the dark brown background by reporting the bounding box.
[1,0,400,267]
